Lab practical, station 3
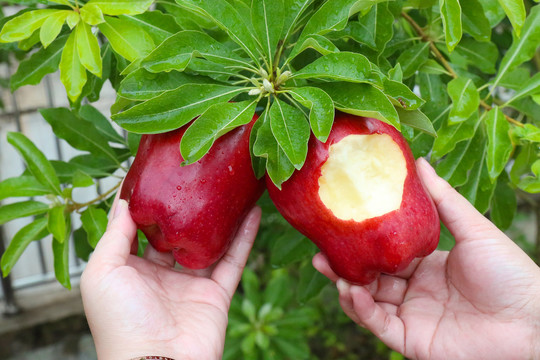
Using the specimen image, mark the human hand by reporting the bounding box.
[313,157,540,360]
[80,195,261,360]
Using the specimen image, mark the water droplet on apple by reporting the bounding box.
[228,165,234,175]
[200,179,207,184]
[177,186,182,190]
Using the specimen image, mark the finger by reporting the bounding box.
[365,274,408,306]
[337,279,362,325]
[349,285,406,354]
[211,206,262,298]
[143,242,176,268]
[312,253,339,283]
[107,182,124,228]
[416,158,503,243]
[88,200,138,273]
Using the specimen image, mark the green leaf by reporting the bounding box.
[98,16,154,62]
[7,132,61,195]
[269,98,311,169]
[141,30,244,73]
[316,82,400,130]
[52,234,71,289]
[0,9,57,43]
[287,87,334,142]
[48,205,67,243]
[459,148,494,213]
[510,143,535,184]
[253,109,295,188]
[39,10,70,48]
[72,170,95,188]
[396,42,430,78]
[59,30,87,102]
[493,6,540,89]
[485,107,513,180]
[383,78,425,110]
[436,124,484,187]
[66,11,80,29]
[76,22,102,77]
[497,0,526,35]
[292,35,341,63]
[354,2,394,51]
[294,52,371,83]
[177,0,260,63]
[461,0,491,42]
[251,0,284,65]
[249,116,267,179]
[112,84,245,133]
[490,173,517,230]
[453,38,498,74]
[86,0,154,15]
[432,112,479,160]
[270,230,316,267]
[281,0,314,43]
[81,206,108,248]
[10,34,68,91]
[180,100,257,165]
[264,270,291,308]
[79,104,126,144]
[419,59,449,75]
[448,77,479,124]
[121,11,181,44]
[297,261,329,304]
[0,201,50,225]
[80,4,105,25]
[440,0,463,51]
[241,268,261,306]
[478,0,506,27]
[295,0,373,47]
[506,72,540,105]
[0,176,51,200]
[40,107,118,163]
[1,217,48,277]
[119,68,216,100]
[73,227,93,262]
[396,108,436,136]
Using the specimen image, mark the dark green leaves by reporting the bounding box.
[7,132,61,195]
[440,0,462,51]
[269,98,310,169]
[1,217,48,277]
[180,100,257,165]
[0,201,50,225]
[113,84,245,133]
[287,87,334,142]
[448,77,479,124]
[294,52,371,83]
[81,206,108,248]
[251,0,284,64]
[485,107,513,180]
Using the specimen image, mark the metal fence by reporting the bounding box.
[0,62,118,314]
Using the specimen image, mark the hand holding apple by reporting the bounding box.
[267,113,440,284]
[313,158,540,360]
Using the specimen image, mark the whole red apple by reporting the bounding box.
[121,117,265,269]
[267,113,440,284]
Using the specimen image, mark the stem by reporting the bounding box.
[401,11,523,128]
[68,180,123,213]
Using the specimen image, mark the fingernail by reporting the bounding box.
[337,278,351,294]
[417,157,436,175]
[113,199,127,219]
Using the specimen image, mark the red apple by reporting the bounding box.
[267,113,440,284]
[121,116,265,269]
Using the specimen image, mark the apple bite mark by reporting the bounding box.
[318,134,407,222]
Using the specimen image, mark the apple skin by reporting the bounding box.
[121,116,265,269]
[266,113,440,285]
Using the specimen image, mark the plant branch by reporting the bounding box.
[401,11,523,128]
[68,180,123,213]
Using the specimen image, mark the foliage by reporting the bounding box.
[0,0,539,357]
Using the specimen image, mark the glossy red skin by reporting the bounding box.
[267,113,440,284]
[121,117,265,269]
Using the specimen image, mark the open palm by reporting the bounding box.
[81,199,261,360]
[314,158,540,360]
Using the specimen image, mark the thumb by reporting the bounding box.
[416,158,504,243]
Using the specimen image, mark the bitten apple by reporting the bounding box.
[121,117,265,269]
[267,113,440,284]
